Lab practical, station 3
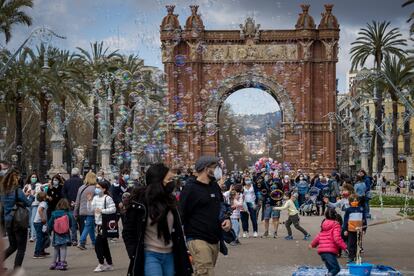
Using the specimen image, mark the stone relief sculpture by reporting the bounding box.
[161,41,176,62]
[322,40,337,60]
[299,40,314,60]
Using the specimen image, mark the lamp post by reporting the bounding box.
[0,26,66,77]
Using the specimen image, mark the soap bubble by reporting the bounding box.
[175,55,186,67]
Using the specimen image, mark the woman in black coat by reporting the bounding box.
[122,164,193,276]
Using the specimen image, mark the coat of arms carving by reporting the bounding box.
[240,17,260,41]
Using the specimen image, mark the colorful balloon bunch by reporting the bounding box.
[254,157,291,173]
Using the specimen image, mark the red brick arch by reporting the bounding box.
[160,4,339,172]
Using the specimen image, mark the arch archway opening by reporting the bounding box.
[218,87,282,172]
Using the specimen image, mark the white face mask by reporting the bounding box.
[52,180,59,187]
[214,166,222,181]
[97,176,103,181]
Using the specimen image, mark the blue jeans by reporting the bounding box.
[240,202,258,232]
[80,215,96,246]
[365,199,371,219]
[320,253,341,276]
[144,250,174,276]
[69,211,78,242]
[34,222,45,255]
[29,206,38,240]
[231,218,240,239]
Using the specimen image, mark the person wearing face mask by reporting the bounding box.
[23,172,43,242]
[74,171,97,250]
[296,174,309,209]
[240,177,258,238]
[46,174,64,218]
[179,156,231,276]
[86,181,116,272]
[122,163,193,276]
[110,168,130,226]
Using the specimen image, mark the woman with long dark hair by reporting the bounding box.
[0,168,34,270]
[122,163,192,276]
[46,174,65,218]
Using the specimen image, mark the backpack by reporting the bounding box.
[53,214,70,234]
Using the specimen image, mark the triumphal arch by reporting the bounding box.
[160,4,339,172]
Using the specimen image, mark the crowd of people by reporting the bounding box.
[0,157,379,276]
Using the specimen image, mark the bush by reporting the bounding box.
[370,195,414,207]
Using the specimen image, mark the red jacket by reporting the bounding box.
[311,219,347,255]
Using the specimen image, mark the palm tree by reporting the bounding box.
[381,55,414,176]
[0,47,31,169]
[74,41,121,170]
[403,0,414,35]
[0,0,33,43]
[45,50,88,173]
[350,21,407,174]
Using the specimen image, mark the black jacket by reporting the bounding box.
[179,177,223,244]
[62,176,83,204]
[122,190,193,276]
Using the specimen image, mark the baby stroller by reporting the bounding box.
[299,193,317,216]
[301,187,320,216]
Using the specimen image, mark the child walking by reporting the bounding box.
[343,194,367,263]
[229,186,243,245]
[87,181,116,272]
[273,192,311,240]
[33,192,49,259]
[48,198,75,270]
[309,208,347,276]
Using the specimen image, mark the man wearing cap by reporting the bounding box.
[180,156,231,276]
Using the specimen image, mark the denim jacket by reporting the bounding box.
[1,188,34,222]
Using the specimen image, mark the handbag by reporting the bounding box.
[101,196,119,238]
[8,189,30,230]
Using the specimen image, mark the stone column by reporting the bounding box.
[360,146,369,172]
[381,138,395,181]
[100,143,111,176]
[48,123,67,177]
[406,155,413,177]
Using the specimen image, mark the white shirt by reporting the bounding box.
[243,185,256,203]
[87,195,116,225]
[34,201,48,223]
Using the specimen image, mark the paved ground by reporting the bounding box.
[3,208,414,276]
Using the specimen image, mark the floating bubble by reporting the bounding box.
[117,132,125,141]
[16,145,23,153]
[136,83,146,93]
[174,55,186,67]
[129,92,139,103]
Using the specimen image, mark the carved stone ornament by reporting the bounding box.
[239,17,260,40]
[202,44,297,62]
[299,40,314,60]
[161,41,176,62]
[322,40,337,60]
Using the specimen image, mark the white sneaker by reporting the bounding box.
[242,232,248,238]
[104,264,114,271]
[253,232,258,238]
[94,264,105,272]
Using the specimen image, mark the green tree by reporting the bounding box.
[74,41,121,169]
[403,0,414,35]
[381,55,414,176]
[219,104,249,171]
[0,48,31,169]
[350,21,407,174]
[0,0,33,43]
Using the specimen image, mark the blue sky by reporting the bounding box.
[4,0,411,115]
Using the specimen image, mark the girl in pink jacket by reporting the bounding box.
[309,208,347,276]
